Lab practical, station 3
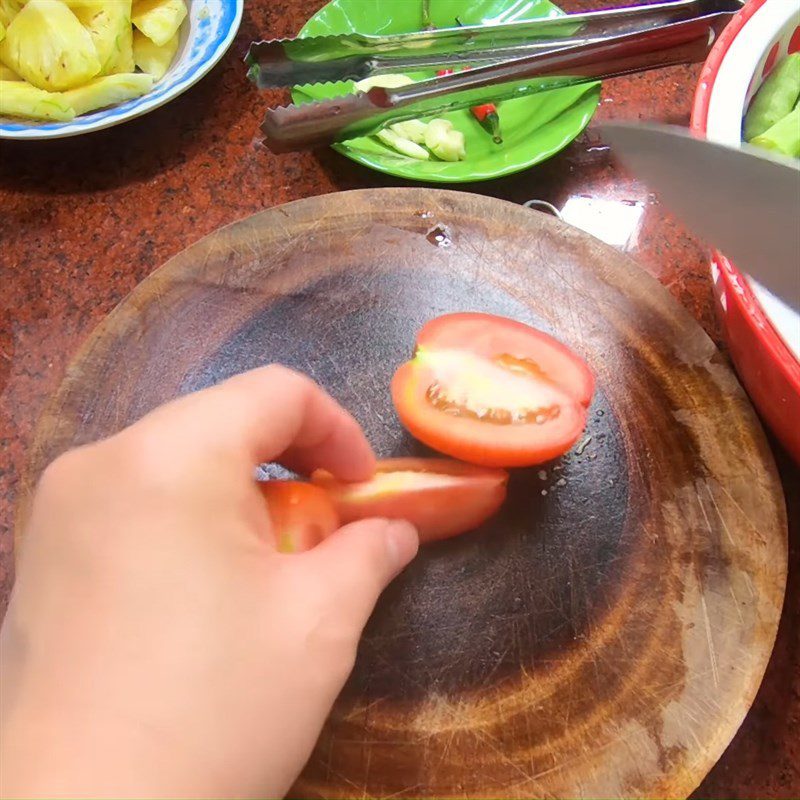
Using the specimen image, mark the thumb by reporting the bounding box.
[300,518,419,629]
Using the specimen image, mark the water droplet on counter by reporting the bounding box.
[541,489,548,496]
[426,224,452,248]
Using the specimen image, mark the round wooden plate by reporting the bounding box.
[19,189,787,799]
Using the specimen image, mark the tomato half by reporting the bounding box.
[312,457,508,543]
[258,481,340,553]
[391,313,595,467]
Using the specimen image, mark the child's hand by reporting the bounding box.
[0,366,419,799]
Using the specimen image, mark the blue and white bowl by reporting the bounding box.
[0,0,243,140]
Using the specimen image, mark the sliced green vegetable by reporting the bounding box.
[376,127,429,159]
[354,73,414,91]
[750,103,800,158]
[389,118,428,144]
[424,118,466,161]
[744,53,800,142]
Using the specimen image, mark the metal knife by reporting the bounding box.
[601,122,800,310]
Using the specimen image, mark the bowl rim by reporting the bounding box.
[0,0,244,141]
[690,0,800,393]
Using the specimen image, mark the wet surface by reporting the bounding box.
[1,0,798,796]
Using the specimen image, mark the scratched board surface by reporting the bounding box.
[19,189,787,799]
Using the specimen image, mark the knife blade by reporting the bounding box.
[601,122,800,310]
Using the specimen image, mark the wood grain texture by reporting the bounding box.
[16,189,787,799]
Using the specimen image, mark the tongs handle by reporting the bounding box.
[262,14,731,153]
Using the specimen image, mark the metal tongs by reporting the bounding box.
[248,0,744,153]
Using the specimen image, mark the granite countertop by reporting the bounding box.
[0,0,797,797]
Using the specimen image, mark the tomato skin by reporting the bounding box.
[312,458,508,543]
[392,313,594,467]
[257,481,340,553]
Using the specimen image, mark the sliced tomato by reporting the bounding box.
[258,481,340,553]
[391,313,594,467]
[312,458,508,543]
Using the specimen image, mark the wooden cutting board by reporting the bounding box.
[19,189,787,799]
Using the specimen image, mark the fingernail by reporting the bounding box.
[384,520,419,574]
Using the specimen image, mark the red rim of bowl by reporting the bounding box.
[690,0,800,391]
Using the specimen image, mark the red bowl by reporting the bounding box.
[691,0,800,463]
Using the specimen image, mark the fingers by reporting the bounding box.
[298,518,419,631]
[121,366,376,480]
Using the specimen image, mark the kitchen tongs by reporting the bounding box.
[252,0,743,153]
[247,0,742,87]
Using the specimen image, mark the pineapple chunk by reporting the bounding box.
[132,0,186,48]
[0,20,4,42]
[0,80,75,120]
[0,0,100,91]
[0,0,20,27]
[75,1,134,75]
[0,63,20,79]
[132,28,178,81]
[61,72,153,116]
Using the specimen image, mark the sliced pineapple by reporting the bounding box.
[75,1,134,75]
[61,72,153,116]
[0,0,100,91]
[132,28,178,81]
[0,80,75,120]
[0,0,20,27]
[0,63,20,80]
[132,0,186,48]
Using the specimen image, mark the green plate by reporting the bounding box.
[293,0,601,183]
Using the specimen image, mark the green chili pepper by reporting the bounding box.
[750,103,800,158]
[744,53,800,142]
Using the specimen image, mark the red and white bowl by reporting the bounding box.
[691,0,800,463]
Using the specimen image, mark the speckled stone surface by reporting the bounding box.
[0,1,797,797]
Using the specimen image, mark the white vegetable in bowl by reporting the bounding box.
[389,118,428,144]
[424,118,466,161]
[376,128,429,160]
[354,74,468,163]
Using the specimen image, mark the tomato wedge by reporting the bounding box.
[391,313,595,467]
[258,481,339,553]
[312,458,508,543]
